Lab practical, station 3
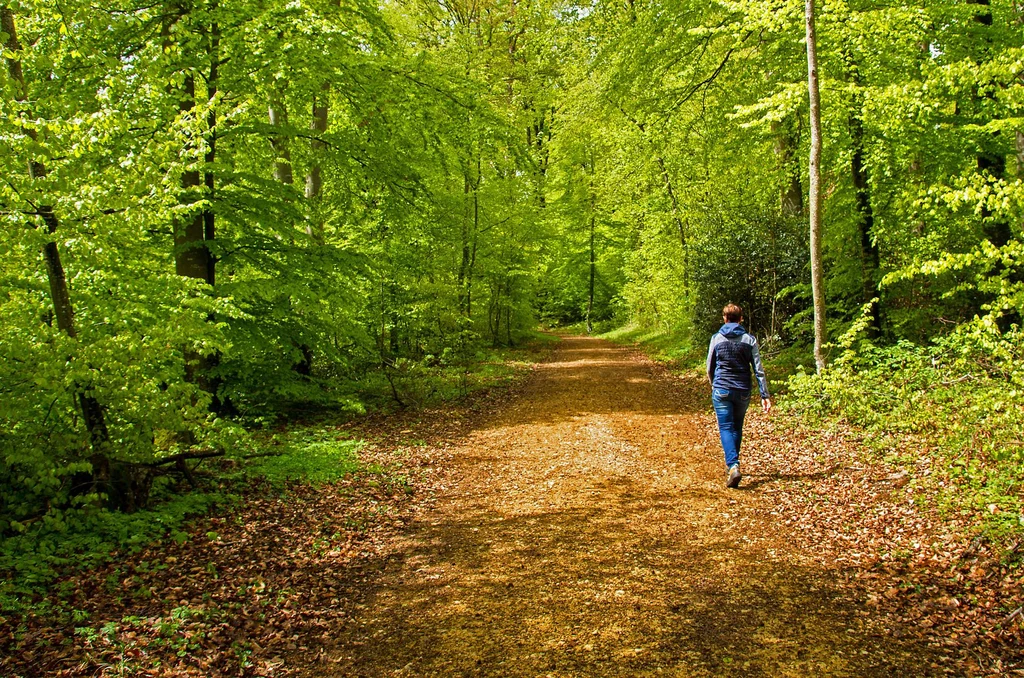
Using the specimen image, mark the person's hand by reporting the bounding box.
[762,397,772,414]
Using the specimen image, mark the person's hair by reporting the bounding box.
[722,303,743,323]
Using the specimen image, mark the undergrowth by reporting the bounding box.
[0,342,547,613]
[598,323,703,367]
[603,313,1024,543]
[787,315,1024,541]
[246,434,363,486]
[0,429,360,613]
[0,490,230,612]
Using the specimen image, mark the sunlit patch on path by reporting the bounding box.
[314,336,941,677]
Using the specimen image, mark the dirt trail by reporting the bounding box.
[317,336,937,677]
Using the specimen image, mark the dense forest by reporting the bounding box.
[3,0,1024,605]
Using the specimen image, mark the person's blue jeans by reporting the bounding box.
[712,387,751,468]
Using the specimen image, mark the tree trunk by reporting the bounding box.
[459,170,472,317]
[268,91,317,375]
[805,0,827,372]
[846,55,882,337]
[203,20,218,286]
[527,102,550,208]
[175,74,214,286]
[268,98,295,185]
[266,83,294,187]
[469,164,479,318]
[3,5,111,488]
[491,282,501,346]
[772,119,803,217]
[655,155,689,290]
[970,0,1012,248]
[305,83,329,241]
[171,13,221,412]
[587,211,595,334]
[458,156,481,319]
[1016,130,1024,178]
[389,281,400,355]
[969,0,1019,330]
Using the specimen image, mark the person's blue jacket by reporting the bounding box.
[706,323,770,399]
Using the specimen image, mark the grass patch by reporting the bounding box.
[598,324,703,367]
[247,432,363,487]
[359,335,554,410]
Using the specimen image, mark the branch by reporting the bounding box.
[143,449,224,467]
[382,66,475,110]
[3,177,41,212]
[667,35,749,114]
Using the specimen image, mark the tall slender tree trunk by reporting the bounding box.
[528,104,550,209]
[969,0,1019,329]
[970,0,1012,248]
[268,96,294,185]
[269,90,318,375]
[587,211,596,335]
[2,5,111,487]
[805,0,827,372]
[458,155,481,319]
[459,170,472,317]
[585,155,598,334]
[847,59,882,337]
[772,119,804,218]
[202,20,227,411]
[506,302,512,346]
[170,9,221,415]
[490,282,500,346]
[470,163,479,318]
[175,74,213,286]
[655,155,689,290]
[203,20,218,286]
[305,84,329,241]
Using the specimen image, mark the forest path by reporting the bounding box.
[317,336,935,677]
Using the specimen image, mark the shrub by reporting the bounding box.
[787,314,1024,538]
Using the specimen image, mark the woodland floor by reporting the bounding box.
[5,335,1022,676]
[307,336,948,677]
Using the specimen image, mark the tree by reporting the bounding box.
[805,0,826,372]
[2,4,111,495]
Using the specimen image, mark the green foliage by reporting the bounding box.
[538,1,1024,555]
[367,343,543,409]
[599,324,702,368]
[788,318,1024,539]
[70,604,224,673]
[687,207,807,343]
[248,434,362,487]
[0,338,540,608]
[1,0,552,542]
[0,489,230,611]
[0,426,372,608]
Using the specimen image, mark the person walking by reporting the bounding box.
[706,303,772,488]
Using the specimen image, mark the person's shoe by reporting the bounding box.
[726,463,742,489]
